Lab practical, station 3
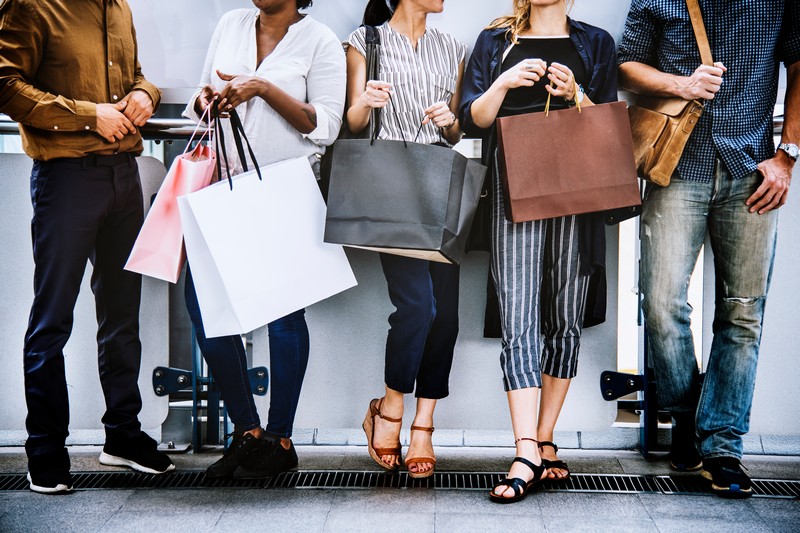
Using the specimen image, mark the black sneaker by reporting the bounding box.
[669,413,702,472]
[232,435,298,479]
[99,432,175,474]
[701,457,753,498]
[206,431,264,479]
[27,448,74,494]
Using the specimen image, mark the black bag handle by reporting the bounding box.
[211,101,262,190]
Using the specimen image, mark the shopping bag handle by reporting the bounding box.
[184,104,214,155]
[212,101,263,190]
[544,79,581,117]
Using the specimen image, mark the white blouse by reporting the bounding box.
[184,10,346,175]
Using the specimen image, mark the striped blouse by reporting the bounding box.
[348,23,466,146]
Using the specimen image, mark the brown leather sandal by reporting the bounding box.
[362,398,402,471]
[404,425,436,479]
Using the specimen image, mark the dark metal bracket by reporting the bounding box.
[153,367,193,396]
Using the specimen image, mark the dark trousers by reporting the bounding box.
[184,269,310,438]
[379,253,460,399]
[23,154,144,457]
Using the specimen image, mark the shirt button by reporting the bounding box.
[53,125,58,130]
[108,61,113,67]
[112,95,118,100]
[85,126,90,130]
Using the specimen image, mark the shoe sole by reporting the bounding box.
[232,464,298,480]
[670,461,703,472]
[701,469,753,498]
[99,452,176,475]
[26,473,73,494]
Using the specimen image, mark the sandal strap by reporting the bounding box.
[410,425,434,433]
[373,446,402,456]
[493,477,527,497]
[538,441,559,452]
[512,456,540,473]
[542,459,569,470]
[371,398,402,424]
[405,456,436,465]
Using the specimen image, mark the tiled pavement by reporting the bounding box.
[0,446,798,532]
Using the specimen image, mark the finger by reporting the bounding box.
[746,184,771,211]
[216,70,234,81]
[714,61,728,72]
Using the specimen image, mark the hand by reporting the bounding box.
[422,101,455,128]
[121,90,155,127]
[545,62,577,100]
[497,58,546,91]
[96,101,136,143]
[194,84,219,115]
[359,80,392,109]
[216,70,266,110]
[678,62,727,100]
[747,154,794,214]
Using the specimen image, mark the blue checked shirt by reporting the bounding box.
[618,0,800,182]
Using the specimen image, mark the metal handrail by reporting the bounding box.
[0,114,787,141]
[0,114,198,141]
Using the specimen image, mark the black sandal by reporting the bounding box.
[489,439,547,504]
[539,441,570,480]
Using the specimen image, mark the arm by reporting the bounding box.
[468,58,545,129]
[302,36,347,146]
[421,59,466,145]
[216,71,319,135]
[746,61,799,213]
[121,22,161,127]
[0,1,135,141]
[619,61,727,100]
[345,45,391,135]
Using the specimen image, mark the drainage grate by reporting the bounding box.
[1,472,797,498]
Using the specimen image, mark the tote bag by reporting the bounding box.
[496,99,640,222]
[178,108,356,337]
[125,109,216,283]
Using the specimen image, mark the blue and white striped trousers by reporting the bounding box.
[490,162,590,391]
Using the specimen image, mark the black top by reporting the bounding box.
[499,37,588,117]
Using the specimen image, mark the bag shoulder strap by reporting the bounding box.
[686,0,713,66]
[364,25,382,140]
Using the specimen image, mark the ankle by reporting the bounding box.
[279,438,291,450]
[243,427,262,439]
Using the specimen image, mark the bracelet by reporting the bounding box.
[566,84,585,106]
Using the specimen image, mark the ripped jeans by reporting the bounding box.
[639,162,778,459]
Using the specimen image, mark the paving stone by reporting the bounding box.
[324,511,435,533]
[118,488,237,511]
[99,510,224,533]
[0,509,118,533]
[215,509,329,531]
[435,512,547,532]
[435,489,542,516]
[536,492,648,519]
[223,488,335,512]
[543,518,659,532]
[651,518,772,533]
[330,487,435,513]
[638,493,762,521]
[748,497,800,530]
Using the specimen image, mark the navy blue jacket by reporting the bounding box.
[459,18,618,328]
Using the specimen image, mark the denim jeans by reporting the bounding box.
[184,268,310,438]
[639,163,777,459]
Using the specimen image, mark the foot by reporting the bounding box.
[27,448,74,495]
[538,441,569,480]
[492,438,545,500]
[232,434,298,479]
[205,429,263,479]
[669,414,702,472]
[406,424,435,477]
[371,398,403,469]
[701,457,753,498]
[99,432,175,475]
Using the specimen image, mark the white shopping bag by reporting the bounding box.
[178,156,357,338]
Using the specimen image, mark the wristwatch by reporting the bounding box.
[777,143,799,161]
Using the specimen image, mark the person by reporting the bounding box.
[618,0,799,498]
[0,0,174,494]
[346,0,466,478]
[181,0,345,478]
[459,0,617,502]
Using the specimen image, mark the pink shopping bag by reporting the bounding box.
[125,111,217,283]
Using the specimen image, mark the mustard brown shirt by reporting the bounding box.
[0,0,160,160]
